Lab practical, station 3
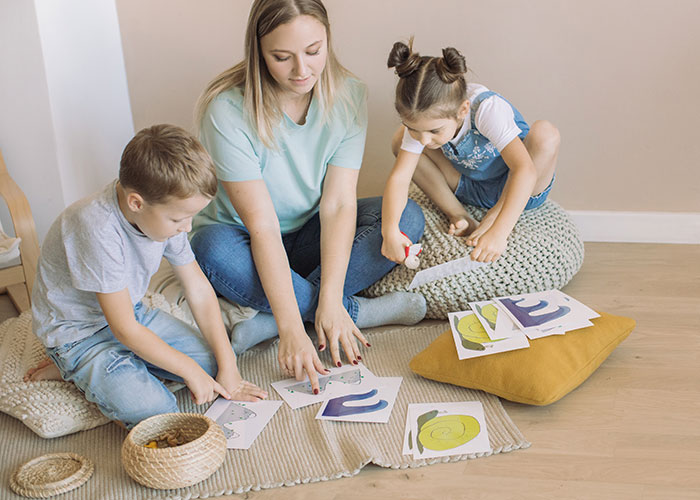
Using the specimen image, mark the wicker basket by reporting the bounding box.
[121,413,226,489]
[10,452,94,498]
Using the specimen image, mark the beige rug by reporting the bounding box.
[0,323,529,499]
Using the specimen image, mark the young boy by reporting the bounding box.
[27,124,266,428]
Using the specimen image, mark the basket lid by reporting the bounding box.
[10,452,94,498]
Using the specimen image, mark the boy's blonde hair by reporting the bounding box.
[195,0,352,147]
[388,38,468,121]
[119,124,217,204]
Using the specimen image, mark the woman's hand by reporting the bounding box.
[315,300,369,368]
[381,229,412,264]
[278,331,329,394]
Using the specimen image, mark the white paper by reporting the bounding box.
[270,363,380,409]
[469,300,517,340]
[205,399,282,449]
[315,377,402,423]
[448,310,529,360]
[495,290,600,337]
[408,257,487,290]
[405,402,491,459]
[402,409,413,455]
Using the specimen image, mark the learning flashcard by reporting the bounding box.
[404,402,491,459]
[468,300,520,340]
[315,377,402,423]
[270,363,380,409]
[205,398,282,449]
[448,310,529,360]
[494,290,599,338]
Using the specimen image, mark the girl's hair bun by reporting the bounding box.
[387,40,422,79]
[435,47,467,84]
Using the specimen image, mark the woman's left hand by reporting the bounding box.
[315,301,369,368]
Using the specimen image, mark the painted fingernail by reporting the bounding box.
[337,361,342,367]
[357,355,362,361]
[318,344,325,351]
[366,343,372,347]
[313,388,319,395]
[352,359,358,365]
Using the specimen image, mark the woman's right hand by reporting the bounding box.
[381,230,412,264]
[277,331,329,394]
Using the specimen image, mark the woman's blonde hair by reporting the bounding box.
[195,0,352,147]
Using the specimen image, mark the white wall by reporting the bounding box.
[0,0,134,242]
[0,0,64,240]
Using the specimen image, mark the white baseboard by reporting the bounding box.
[568,211,700,244]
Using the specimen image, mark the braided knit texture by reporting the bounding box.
[363,185,585,319]
[0,293,185,439]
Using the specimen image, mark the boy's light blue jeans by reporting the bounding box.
[46,302,217,429]
[191,197,424,343]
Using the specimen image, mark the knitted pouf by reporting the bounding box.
[363,185,585,319]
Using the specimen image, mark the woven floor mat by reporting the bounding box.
[0,323,529,499]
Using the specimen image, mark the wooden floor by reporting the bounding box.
[220,243,700,500]
[2,243,698,499]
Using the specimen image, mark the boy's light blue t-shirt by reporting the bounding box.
[31,181,195,348]
[194,78,368,234]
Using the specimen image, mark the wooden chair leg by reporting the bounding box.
[6,283,30,313]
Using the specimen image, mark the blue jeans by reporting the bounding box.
[191,197,424,323]
[46,303,218,428]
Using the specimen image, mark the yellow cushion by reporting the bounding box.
[409,311,635,405]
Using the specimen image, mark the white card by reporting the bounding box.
[408,257,487,290]
[205,399,282,449]
[448,310,529,360]
[315,377,402,423]
[270,363,380,409]
[495,290,599,335]
[469,300,517,340]
[405,402,491,459]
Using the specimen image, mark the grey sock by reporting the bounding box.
[231,312,279,355]
[353,292,427,329]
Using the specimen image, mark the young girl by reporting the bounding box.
[381,40,559,264]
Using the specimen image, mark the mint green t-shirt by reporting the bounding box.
[193,78,368,234]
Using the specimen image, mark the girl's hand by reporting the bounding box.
[278,332,329,394]
[315,300,369,368]
[183,366,232,405]
[469,227,508,262]
[381,230,412,264]
[216,368,268,402]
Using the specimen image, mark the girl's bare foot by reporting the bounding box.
[24,357,62,382]
[448,215,478,237]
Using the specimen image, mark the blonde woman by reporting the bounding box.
[191,0,425,393]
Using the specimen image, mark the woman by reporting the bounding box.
[191,0,425,393]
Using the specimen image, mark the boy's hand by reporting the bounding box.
[216,368,268,402]
[184,366,232,405]
[381,230,412,264]
[468,227,508,262]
